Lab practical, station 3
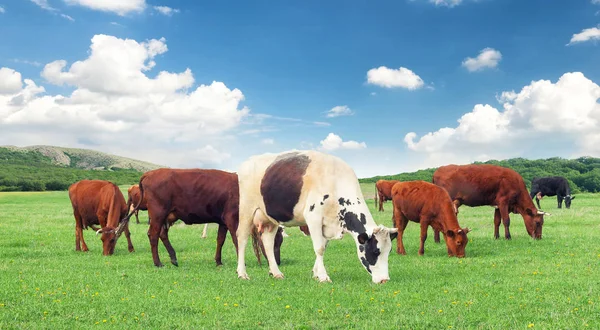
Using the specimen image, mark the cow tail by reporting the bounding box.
[122,177,145,223]
[251,226,262,266]
[374,183,378,209]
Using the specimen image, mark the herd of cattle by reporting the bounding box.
[67,150,574,284]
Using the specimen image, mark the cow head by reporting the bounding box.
[564,195,575,209]
[355,225,398,284]
[524,209,550,239]
[96,227,117,255]
[444,228,470,258]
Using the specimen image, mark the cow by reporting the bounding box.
[530,176,575,209]
[125,168,283,267]
[374,179,401,212]
[432,164,549,240]
[68,180,134,255]
[235,150,398,284]
[391,181,470,257]
[127,184,149,224]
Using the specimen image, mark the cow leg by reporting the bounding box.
[74,211,87,252]
[499,204,511,240]
[202,224,209,239]
[123,221,135,253]
[305,216,331,282]
[433,229,441,243]
[159,224,178,266]
[493,208,501,239]
[378,193,384,212]
[147,210,165,267]
[260,224,284,279]
[452,200,461,215]
[418,220,428,256]
[214,224,227,266]
[535,196,541,209]
[557,195,562,209]
[393,209,409,255]
[236,206,256,280]
[134,209,140,224]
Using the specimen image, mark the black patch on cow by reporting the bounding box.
[357,198,361,204]
[363,236,380,266]
[361,257,372,273]
[323,194,329,201]
[338,197,352,206]
[340,210,366,233]
[360,213,367,225]
[260,152,311,222]
[309,204,315,212]
[359,245,365,252]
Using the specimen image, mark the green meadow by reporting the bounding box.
[1,187,599,329]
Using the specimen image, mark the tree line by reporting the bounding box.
[360,156,600,193]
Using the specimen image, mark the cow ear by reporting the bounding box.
[446,230,455,238]
[390,232,398,241]
[526,208,535,216]
[357,233,369,244]
[571,196,576,200]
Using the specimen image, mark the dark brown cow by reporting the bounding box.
[126,168,282,267]
[432,164,549,240]
[375,179,401,212]
[68,180,134,255]
[391,181,470,257]
[127,184,148,224]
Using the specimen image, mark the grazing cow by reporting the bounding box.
[391,181,470,257]
[530,176,575,209]
[68,180,134,255]
[127,184,149,224]
[375,179,401,212]
[126,168,282,267]
[235,150,398,284]
[432,164,549,240]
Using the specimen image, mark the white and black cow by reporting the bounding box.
[530,176,575,209]
[235,150,398,284]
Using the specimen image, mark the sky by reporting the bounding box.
[1,0,600,178]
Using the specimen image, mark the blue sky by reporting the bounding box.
[1,0,600,177]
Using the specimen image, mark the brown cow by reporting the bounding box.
[126,168,283,267]
[127,184,148,224]
[68,180,134,255]
[432,164,549,240]
[375,179,401,212]
[391,181,470,257]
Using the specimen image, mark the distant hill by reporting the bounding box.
[360,156,600,194]
[1,145,163,172]
[0,145,163,192]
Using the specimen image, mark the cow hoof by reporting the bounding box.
[171,260,179,267]
[317,276,331,283]
[129,248,135,253]
[270,272,284,279]
[155,263,164,268]
[238,273,250,280]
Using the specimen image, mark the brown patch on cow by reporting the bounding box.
[260,152,311,222]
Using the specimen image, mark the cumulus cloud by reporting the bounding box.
[325,105,354,118]
[0,6,5,13]
[319,133,367,151]
[153,6,179,16]
[567,27,600,45]
[63,0,146,15]
[404,72,600,168]
[430,0,463,7]
[461,48,502,72]
[366,66,425,90]
[0,34,250,169]
[30,0,55,11]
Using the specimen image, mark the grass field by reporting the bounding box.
[1,187,599,329]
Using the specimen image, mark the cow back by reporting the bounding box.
[69,180,128,228]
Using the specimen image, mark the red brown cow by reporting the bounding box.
[126,168,282,267]
[68,180,134,255]
[432,164,549,240]
[375,179,400,212]
[127,184,148,224]
[391,181,470,257]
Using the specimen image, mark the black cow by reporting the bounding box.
[530,176,575,209]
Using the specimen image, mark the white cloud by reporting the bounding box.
[404,72,600,168]
[11,59,42,67]
[0,68,23,95]
[325,105,354,118]
[0,34,251,170]
[367,66,424,90]
[30,0,56,11]
[430,0,463,7]
[567,27,600,45]
[370,92,376,96]
[319,133,367,151]
[63,0,146,16]
[153,6,179,16]
[261,138,274,145]
[0,6,5,13]
[61,13,74,21]
[593,0,600,4]
[461,47,502,72]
